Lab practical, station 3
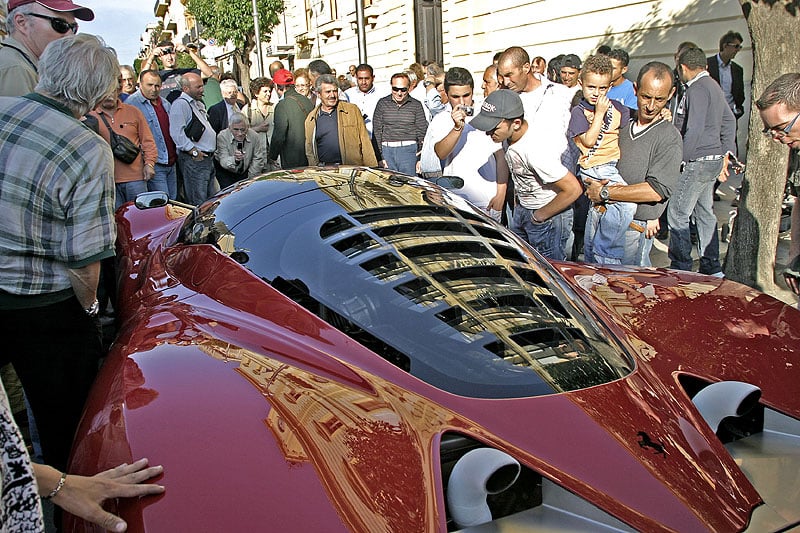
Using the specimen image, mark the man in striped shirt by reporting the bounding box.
[372,72,428,176]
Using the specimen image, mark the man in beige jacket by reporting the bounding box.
[305,74,377,166]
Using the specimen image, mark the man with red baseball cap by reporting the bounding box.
[0,0,94,96]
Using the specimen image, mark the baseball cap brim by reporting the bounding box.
[469,112,503,132]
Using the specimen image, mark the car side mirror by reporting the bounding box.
[135,191,169,209]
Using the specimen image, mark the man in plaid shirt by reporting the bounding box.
[0,34,118,471]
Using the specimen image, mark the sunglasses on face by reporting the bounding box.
[391,86,409,92]
[28,13,78,34]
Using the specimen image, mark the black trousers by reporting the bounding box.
[0,296,102,471]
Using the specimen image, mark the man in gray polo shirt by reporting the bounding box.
[585,62,683,266]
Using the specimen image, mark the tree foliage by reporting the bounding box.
[186,0,284,51]
[725,1,800,294]
[186,0,284,92]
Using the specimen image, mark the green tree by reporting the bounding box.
[725,1,800,295]
[185,0,284,97]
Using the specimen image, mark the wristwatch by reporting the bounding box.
[599,186,610,202]
[190,148,199,157]
[85,299,100,318]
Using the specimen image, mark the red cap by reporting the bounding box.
[7,0,95,21]
[272,69,294,86]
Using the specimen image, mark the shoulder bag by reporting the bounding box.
[97,112,141,164]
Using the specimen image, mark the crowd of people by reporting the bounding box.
[1,0,799,529]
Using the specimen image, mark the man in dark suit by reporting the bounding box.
[706,31,745,120]
[208,78,241,133]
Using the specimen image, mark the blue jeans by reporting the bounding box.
[511,204,573,261]
[622,220,654,267]
[382,144,417,176]
[582,163,636,264]
[148,163,178,199]
[178,151,219,205]
[667,158,723,274]
[115,180,148,210]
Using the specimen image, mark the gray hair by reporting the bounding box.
[228,112,250,128]
[314,73,338,93]
[6,3,34,36]
[120,65,136,77]
[404,69,418,85]
[35,34,120,117]
[220,78,238,97]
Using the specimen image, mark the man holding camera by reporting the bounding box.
[141,40,214,102]
[428,67,509,222]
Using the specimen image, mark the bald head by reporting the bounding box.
[180,72,204,100]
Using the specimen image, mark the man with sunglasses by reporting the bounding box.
[0,0,93,97]
[372,72,428,176]
[756,73,800,296]
[141,40,214,103]
[707,31,746,121]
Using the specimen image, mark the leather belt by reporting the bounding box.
[382,140,416,147]
[689,154,725,162]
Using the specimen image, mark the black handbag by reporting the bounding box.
[183,103,206,142]
[98,112,140,164]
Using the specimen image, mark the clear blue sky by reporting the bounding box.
[76,0,157,65]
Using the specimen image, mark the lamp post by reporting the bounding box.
[355,0,367,64]
[252,0,264,76]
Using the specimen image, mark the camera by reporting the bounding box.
[459,105,474,116]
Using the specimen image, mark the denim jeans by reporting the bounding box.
[511,205,573,261]
[581,163,636,264]
[115,180,148,210]
[668,158,723,274]
[622,220,654,267]
[382,144,418,176]
[178,151,219,205]
[148,163,178,199]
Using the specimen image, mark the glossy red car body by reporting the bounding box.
[68,167,800,532]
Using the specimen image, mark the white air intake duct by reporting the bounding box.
[692,380,761,432]
[447,447,521,528]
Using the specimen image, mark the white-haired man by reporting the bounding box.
[208,78,241,133]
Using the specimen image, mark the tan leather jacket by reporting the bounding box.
[304,101,377,166]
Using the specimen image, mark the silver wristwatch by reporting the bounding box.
[85,298,100,317]
[599,186,610,202]
[190,148,199,157]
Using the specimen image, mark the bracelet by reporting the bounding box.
[44,472,67,500]
[453,125,463,132]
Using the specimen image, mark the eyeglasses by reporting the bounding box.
[725,43,743,50]
[762,111,800,138]
[27,13,78,34]
[391,86,409,92]
[161,48,176,55]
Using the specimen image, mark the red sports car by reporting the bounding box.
[68,167,800,532]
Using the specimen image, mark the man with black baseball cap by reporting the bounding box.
[471,89,582,260]
[0,0,94,96]
[560,54,582,88]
